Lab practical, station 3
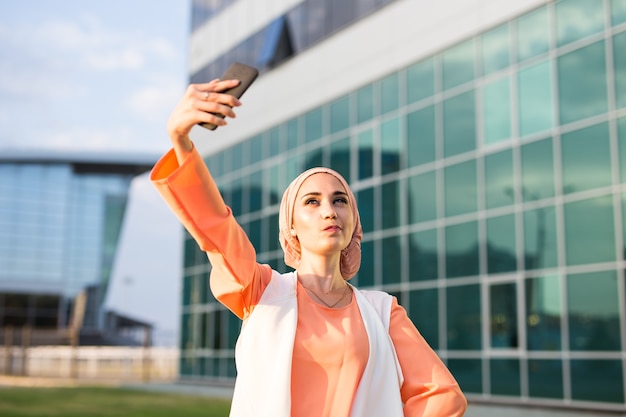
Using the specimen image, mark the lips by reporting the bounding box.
[324,225,342,232]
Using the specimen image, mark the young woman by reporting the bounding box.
[151,79,467,417]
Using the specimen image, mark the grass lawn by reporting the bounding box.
[0,386,231,417]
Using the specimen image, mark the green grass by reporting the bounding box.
[0,386,231,417]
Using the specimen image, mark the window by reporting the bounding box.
[561,122,612,194]
[567,270,621,351]
[556,0,605,46]
[447,284,481,349]
[445,221,479,278]
[407,170,437,223]
[486,215,517,274]
[482,24,510,75]
[406,106,436,167]
[526,275,562,350]
[521,138,555,201]
[444,160,477,216]
[443,91,476,157]
[516,6,550,62]
[409,229,438,281]
[518,60,553,136]
[523,206,558,270]
[558,41,608,124]
[564,195,615,265]
[482,76,511,145]
[442,39,475,90]
[484,149,514,209]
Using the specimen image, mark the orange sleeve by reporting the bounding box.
[389,298,467,417]
[150,146,271,319]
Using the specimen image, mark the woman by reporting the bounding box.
[151,79,467,417]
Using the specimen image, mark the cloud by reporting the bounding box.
[0,6,186,154]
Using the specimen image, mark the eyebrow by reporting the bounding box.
[300,190,349,200]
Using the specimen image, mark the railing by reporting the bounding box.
[1,326,178,382]
[0,345,178,382]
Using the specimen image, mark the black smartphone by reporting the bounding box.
[199,62,259,130]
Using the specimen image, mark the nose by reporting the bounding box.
[321,201,337,219]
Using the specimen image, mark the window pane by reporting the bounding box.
[444,160,477,216]
[484,149,514,209]
[619,118,626,182]
[409,228,438,281]
[357,129,374,180]
[523,206,558,270]
[409,288,438,348]
[564,195,615,265]
[561,122,612,194]
[357,240,375,287]
[442,39,475,90]
[486,215,517,274]
[407,58,434,103]
[613,0,626,25]
[304,107,323,143]
[556,0,605,46]
[526,275,562,350]
[447,284,481,349]
[448,359,483,394]
[445,221,479,278]
[614,32,626,109]
[356,84,374,123]
[380,72,400,115]
[482,24,510,75]
[443,91,476,157]
[490,359,520,396]
[380,117,402,175]
[518,60,554,136]
[490,283,518,348]
[558,41,608,124]
[381,180,401,229]
[382,235,402,284]
[483,76,511,145]
[517,6,550,62]
[408,170,437,224]
[357,187,375,233]
[528,359,564,399]
[330,95,350,133]
[571,359,624,403]
[521,138,555,201]
[329,136,350,180]
[286,118,300,151]
[407,105,436,167]
[567,270,621,351]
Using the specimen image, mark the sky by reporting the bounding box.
[0,1,192,346]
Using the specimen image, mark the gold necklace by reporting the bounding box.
[301,283,350,308]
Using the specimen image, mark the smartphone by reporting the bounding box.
[199,62,259,130]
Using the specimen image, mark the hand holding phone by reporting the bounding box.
[199,62,259,130]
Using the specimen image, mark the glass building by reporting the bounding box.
[0,151,153,332]
[181,0,626,412]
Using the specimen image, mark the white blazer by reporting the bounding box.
[229,271,404,417]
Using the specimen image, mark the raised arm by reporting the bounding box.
[150,81,271,319]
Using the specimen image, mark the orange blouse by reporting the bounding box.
[150,146,467,417]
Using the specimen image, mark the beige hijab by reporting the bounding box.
[278,167,362,280]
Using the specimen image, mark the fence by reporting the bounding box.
[1,345,178,382]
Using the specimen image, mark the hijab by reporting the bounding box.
[278,167,362,280]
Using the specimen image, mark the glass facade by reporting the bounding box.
[183,0,626,411]
[0,160,142,328]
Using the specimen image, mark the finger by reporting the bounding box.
[199,102,238,119]
[196,78,240,94]
[198,90,241,108]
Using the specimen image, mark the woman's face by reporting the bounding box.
[291,173,354,259]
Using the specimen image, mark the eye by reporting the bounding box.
[305,198,319,205]
[334,197,348,205]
